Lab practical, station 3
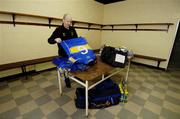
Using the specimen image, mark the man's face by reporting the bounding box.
[63,15,72,29]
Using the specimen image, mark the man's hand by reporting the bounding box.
[55,38,62,43]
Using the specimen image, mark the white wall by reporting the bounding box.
[0,0,103,77]
[0,0,103,24]
[0,0,103,65]
[1,0,180,78]
[102,0,180,68]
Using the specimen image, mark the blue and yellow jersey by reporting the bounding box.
[60,37,96,64]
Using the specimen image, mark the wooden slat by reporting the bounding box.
[103,23,174,26]
[74,26,101,30]
[0,21,101,30]
[0,11,174,32]
[134,54,166,61]
[0,49,99,71]
[102,29,168,31]
[0,11,101,26]
[0,11,60,20]
[0,21,59,27]
[0,56,57,71]
[133,54,167,68]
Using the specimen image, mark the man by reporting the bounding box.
[48,14,78,87]
[48,14,78,56]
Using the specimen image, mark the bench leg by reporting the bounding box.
[21,66,28,79]
[157,61,160,68]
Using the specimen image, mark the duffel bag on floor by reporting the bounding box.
[89,84,121,109]
[75,79,121,109]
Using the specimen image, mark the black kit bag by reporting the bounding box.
[101,46,128,68]
[75,79,121,109]
[75,87,88,109]
[89,84,121,109]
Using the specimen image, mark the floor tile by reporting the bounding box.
[130,95,146,106]
[161,108,180,119]
[139,108,158,119]
[61,100,77,115]
[94,109,114,119]
[12,89,29,99]
[148,95,163,106]
[22,108,44,119]
[46,108,68,119]
[15,95,33,105]
[18,101,38,114]
[0,94,13,104]
[0,100,17,113]
[55,95,71,106]
[0,108,20,119]
[124,101,142,115]
[0,64,180,119]
[144,101,162,115]
[117,108,137,119]
[35,95,52,106]
[40,101,59,115]
[163,101,180,113]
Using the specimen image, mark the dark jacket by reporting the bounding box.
[48,24,78,56]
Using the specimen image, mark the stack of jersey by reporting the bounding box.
[53,37,96,72]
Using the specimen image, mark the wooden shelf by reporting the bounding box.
[0,11,174,32]
[103,23,173,26]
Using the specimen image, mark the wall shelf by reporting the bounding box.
[0,11,174,32]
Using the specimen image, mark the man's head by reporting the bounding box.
[63,14,72,29]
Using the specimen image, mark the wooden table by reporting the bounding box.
[56,56,131,116]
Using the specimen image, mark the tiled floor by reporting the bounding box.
[0,64,180,119]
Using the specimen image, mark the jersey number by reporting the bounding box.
[77,46,88,54]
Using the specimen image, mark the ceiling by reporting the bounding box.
[94,0,125,4]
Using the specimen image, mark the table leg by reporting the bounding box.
[85,80,88,117]
[57,68,62,95]
[125,61,131,82]
[102,74,104,80]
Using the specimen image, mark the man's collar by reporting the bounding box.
[62,24,70,30]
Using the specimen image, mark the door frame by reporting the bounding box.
[167,20,180,70]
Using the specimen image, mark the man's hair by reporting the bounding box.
[63,14,71,20]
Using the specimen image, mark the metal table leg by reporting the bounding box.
[85,80,88,117]
[125,61,131,82]
[57,68,62,95]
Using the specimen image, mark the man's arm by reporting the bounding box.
[48,28,61,44]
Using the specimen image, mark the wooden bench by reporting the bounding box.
[0,50,100,79]
[134,54,166,68]
[0,56,57,78]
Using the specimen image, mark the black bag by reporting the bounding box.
[90,84,121,109]
[101,46,128,68]
[75,88,88,109]
[75,79,121,109]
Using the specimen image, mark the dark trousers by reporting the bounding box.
[58,54,71,88]
[65,77,71,88]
